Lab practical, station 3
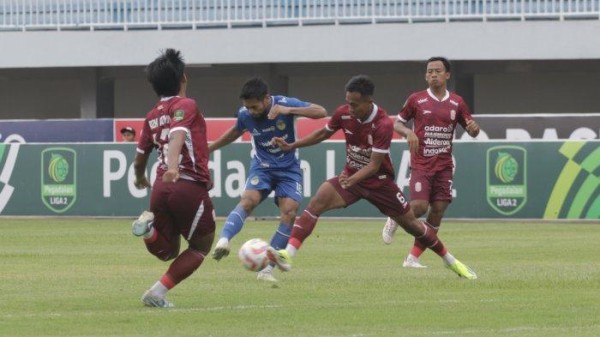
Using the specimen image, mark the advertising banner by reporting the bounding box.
[0,141,598,219]
[0,119,114,143]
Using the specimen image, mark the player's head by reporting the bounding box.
[146,48,187,97]
[345,75,375,121]
[425,56,451,90]
[240,77,271,118]
[120,126,136,142]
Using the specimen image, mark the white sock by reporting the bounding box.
[442,252,456,265]
[142,226,155,240]
[149,281,169,297]
[216,237,229,246]
[261,264,274,273]
[286,244,298,258]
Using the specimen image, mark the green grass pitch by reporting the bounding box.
[1,218,599,336]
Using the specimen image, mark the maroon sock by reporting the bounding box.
[415,222,447,257]
[410,221,439,257]
[162,248,205,288]
[288,208,319,249]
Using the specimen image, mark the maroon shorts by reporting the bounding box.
[150,178,216,242]
[409,169,453,203]
[328,176,410,218]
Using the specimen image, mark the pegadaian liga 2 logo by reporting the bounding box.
[486,145,527,216]
[41,147,77,213]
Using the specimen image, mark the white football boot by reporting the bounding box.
[132,211,154,237]
[382,217,399,245]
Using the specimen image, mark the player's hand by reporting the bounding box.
[134,176,151,189]
[406,131,419,153]
[466,119,480,137]
[338,171,352,189]
[272,137,293,151]
[268,105,291,119]
[163,168,180,183]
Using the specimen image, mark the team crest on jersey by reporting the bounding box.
[276,120,286,131]
[173,109,185,121]
[250,176,260,185]
[450,110,456,120]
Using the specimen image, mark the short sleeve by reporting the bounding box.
[397,95,416,123]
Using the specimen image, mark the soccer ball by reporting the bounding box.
[238,238,270,272]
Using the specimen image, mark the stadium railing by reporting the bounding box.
[0,0,598,31]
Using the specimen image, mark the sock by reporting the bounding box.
[261,264,274,273]
[410,221,439,258]
[285,243,298,258]
[270,223,292,250]
[415,222,447,257]
[287,208,319,252]
[220,205,248,240]
[149,279,170,297]
[442,252,456,265]
[161,248,206,289]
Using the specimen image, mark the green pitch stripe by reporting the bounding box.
[567,175,599,218]
[544,142,585,219]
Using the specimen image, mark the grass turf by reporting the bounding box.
[1,218,599,336]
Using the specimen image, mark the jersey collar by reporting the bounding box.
[358,103,378,124]
[426,88,449,102]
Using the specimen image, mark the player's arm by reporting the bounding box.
[459,100,480,137]
[340,152,385,189]
[163,130,186,183]
[272,127,333,152]
[133,152,151,189]
[208,126,244,152]
[268,103,327,120]
[394,119,418,153]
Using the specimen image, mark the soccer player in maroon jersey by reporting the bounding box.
[130,49,216,307]
[382,57,480,268]
[269,75,477,279]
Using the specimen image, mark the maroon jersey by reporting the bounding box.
[137,96,211,183]
[327,103,395,181]
[398,88,473,171]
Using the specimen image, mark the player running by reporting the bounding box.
[210,77,327,282]
[269,75,477,280]
[382,57,480,268]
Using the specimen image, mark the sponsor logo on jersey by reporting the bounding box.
[423,110,431,114]
[41,147,77,213]
[276,120,286,131]
[344,129,353,135]
[417,98,428,104]
[173,109,185,121]
[486,146,527,215]
[252,128,261,136]
[341,115,352,120]
[450,99,459,106]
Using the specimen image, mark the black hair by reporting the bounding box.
[427,56,451,72]
[345,75,375,98]
[239,77,269,100]
[146,48,185,97]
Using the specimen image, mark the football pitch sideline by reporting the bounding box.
[1,218,599,337]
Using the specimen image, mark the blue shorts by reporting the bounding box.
[245,163,303,204]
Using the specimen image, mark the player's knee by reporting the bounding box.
[155,250,177,261]
[411,201,429,217]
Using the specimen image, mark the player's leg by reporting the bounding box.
[139,178,181,262]
[267,177,354,271]
[213,189,264,261]
[392,210,476,279]
[403,170,434,267]
[142,180,217,307]
[258,196,299,282]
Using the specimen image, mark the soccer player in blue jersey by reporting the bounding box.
[209,77,327,282]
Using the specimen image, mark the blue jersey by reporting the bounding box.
[235,95,310,169]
